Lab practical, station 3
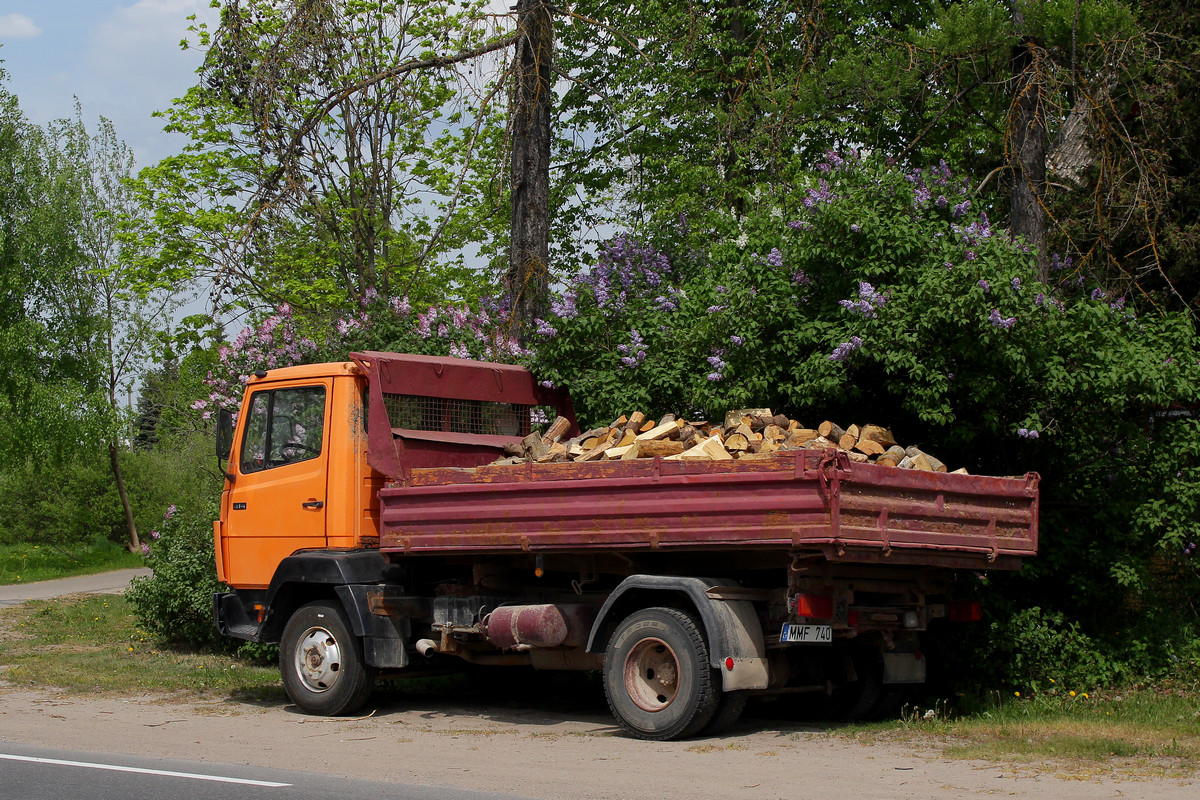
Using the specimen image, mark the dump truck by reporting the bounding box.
[212,351,1039,740]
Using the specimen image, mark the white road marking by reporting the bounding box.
[0,752,291,787]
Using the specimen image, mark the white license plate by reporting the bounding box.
[781,623,833,644]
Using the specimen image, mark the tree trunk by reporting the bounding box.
[109,441,141,553]
[1009,2,1049,280]
[508,0,553,334]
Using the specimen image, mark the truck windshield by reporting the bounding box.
[239,386,326,474]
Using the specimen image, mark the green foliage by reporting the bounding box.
[982,607,1125,690]
[0,437,217,548]
[533,152,1200,685]
[126,498,229,651]
[127,0,508,318]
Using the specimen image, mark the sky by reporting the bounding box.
[0,0,219,168]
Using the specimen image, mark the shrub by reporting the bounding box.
[125,498,230,651]
[984,607,1125,691]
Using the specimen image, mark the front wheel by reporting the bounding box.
[280,601,377,716]
[603,607,720,740]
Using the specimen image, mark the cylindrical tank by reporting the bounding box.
[484,604,570,649]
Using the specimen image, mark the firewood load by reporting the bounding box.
[492,409,965,473]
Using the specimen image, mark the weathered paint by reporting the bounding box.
[378,450,1037,571]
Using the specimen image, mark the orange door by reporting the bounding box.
[223,381,331,588]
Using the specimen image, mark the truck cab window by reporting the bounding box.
[239,386,326,474]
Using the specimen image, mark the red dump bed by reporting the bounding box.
[378,450,1038,570]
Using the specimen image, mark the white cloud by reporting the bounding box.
[0,13,42,39]
[74,1,217,164]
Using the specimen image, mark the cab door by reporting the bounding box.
[223,381,331,588]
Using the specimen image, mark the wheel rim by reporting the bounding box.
[623,637,681,712]
[293,625,342,694]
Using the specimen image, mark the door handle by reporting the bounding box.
[302,500,324,509]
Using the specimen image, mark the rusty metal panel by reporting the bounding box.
[377,451,1038,569]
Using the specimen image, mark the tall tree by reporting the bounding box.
[507,0,554,328]
[132,0,518,321]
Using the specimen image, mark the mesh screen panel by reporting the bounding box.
[383,394,532,437]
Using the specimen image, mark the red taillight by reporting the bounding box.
[790,592,834,619]
[725,657,735,671]
[949,600,982,622]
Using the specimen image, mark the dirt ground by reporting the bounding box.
[0,681,1195,800]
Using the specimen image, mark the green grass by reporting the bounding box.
[835,689,1200,777]
[0,540,144,585]
[0,594,281,699]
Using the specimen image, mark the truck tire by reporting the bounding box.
[280,601,377,716]
[703,690,748,735]
[603,607,720,740]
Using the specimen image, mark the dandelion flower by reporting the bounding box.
[1014,691,1021,697]
[1069,691,1076,697]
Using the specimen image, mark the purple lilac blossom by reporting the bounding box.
[978,280,990,292]
[1017,428,1040,439]
[828,336,863,362]
[534,318,558,337]
[1091,288,1106,301]
[989,309,1016,329]
[838,282,888,318]
[730,335,745,346]
[767,248,784,267]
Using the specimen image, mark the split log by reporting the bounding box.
[612,414,628,427]
[541,416,572,445]
[622,411,646,436]
[846,424,861,440]
[859,424,897,448]
[773,414,792,430]
[575,429,620,462]
[724,408,772,430]
[910,452,934,471]
[837,433,859,450]
[639,419,656,433]
[818,421,847,441]
[617,430,637,447]
[669,434,733,461]
[788,429,819,447]
[846,451,869,463]
[521,432,549,461]
[877,445,906,467]
[636,421,682,441]
[725,433,751,452]
[734,422,755,440]
[637,439,686,458]
[853,438,885,457]
[763,424,785,443]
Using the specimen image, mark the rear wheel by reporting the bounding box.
[703,690,748,735]
[603,607,720,740]
[280,601,377,716]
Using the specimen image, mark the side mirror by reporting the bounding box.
[216,407,234,461]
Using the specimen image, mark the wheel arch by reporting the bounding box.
[585,575,769,691]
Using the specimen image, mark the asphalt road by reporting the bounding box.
[0,742,533,800]
[0,568,152,608]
